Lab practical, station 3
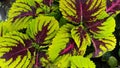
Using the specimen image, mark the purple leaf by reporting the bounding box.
[33,52,46,68]
[106,0,120,14]
[43,0,53,6]
[35,24,49,44]
[60,39,77,55]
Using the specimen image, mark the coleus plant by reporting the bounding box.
[0,0,120,68]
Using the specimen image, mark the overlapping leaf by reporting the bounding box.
[8,0,50,30]
[48,24,75,61]
[86,16,116,38]
[70,56,95,68]
[106,0,120,16]
[0,32,34,68]
[92,35,116,57]
[71,25,91,55]
[0,15,59,67]
[26,15,59,67]
[59,0,116,57]
[60,0,106,24]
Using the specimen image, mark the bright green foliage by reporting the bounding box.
[26,15,59,44]
[58,0,116,57]
[8,0,50,30]
[0,32,32,68]
[91,16,116,39]
[71,25,91,55]
[70,56,95,68]
[48,24,74,61]
[59,0,106,23]
[0,0,120,67]
[0,22,11,37]
[92,35,116,57]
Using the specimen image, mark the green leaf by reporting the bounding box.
[0,22,11,37]
[71,25,91,55]
[70,56,96,68]
[107,56,118,68]
[53,54,70,68]
[48,24,74,61]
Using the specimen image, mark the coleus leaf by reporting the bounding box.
[106,0,120,16]
[59,0,107,24]
[8,0,50,30]
[48,24,75,61]
[50,55,95,68]
[0,22,11,37]
[43,0,53,6]
[86,16,116,38]
[53,54,70,68]
[0,32,34,68]
[92,35,116,57]
[0,15,59,67]
[26,15,59,67]
[70,56,95,68]
[71,25,91,55]
[26,15,59,45]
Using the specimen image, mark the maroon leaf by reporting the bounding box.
[33,51,46,68]
[43,0,53,6]
[60,39,78,55]
[35,24,49,44]
[106,0,120,14]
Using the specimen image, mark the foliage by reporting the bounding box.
[0,0,120,68]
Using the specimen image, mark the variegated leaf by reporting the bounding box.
[86,16,115,38]
[71,25,91,55]
[48,24,75,61]
[106,0,120,16]
[92,35,116,57]
[26,15,59,45]
[0,32,35,68]
[60,0,106,24]
[8,0,49,30]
